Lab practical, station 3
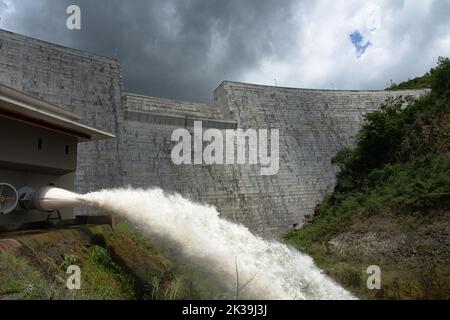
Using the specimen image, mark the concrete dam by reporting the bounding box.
[0,29,426,236]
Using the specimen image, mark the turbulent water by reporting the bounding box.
[78,187,354,300]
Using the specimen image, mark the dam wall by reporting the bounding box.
[0,29,427,236]
[123,83,425,235]
[0,29,125,195]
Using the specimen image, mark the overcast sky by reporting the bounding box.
[1,0,449,102]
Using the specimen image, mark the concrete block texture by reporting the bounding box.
[0,29,126,197]
[0,29,428,236]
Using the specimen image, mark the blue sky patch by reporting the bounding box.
[349,30,372,57]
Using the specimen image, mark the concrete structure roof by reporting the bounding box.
[0,84,115,142]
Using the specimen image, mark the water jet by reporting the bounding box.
[16,186,85,212]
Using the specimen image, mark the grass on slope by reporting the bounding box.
[0,223,224,300]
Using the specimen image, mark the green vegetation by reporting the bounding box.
[388,73,433,90]
[287,57,450,299]
[387,57,450,91]
[0,223,223,300]
[0,252,52,299]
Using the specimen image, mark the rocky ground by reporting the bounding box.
[288,210,450,299]
[328,212,450,261]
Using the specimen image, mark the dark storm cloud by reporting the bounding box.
[1,0,298,102]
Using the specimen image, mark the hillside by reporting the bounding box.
[287,57,450,299]
[388,72,433,90]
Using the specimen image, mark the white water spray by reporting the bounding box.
[77,187,354,300]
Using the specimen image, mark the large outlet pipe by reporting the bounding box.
[18,186,85,212]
